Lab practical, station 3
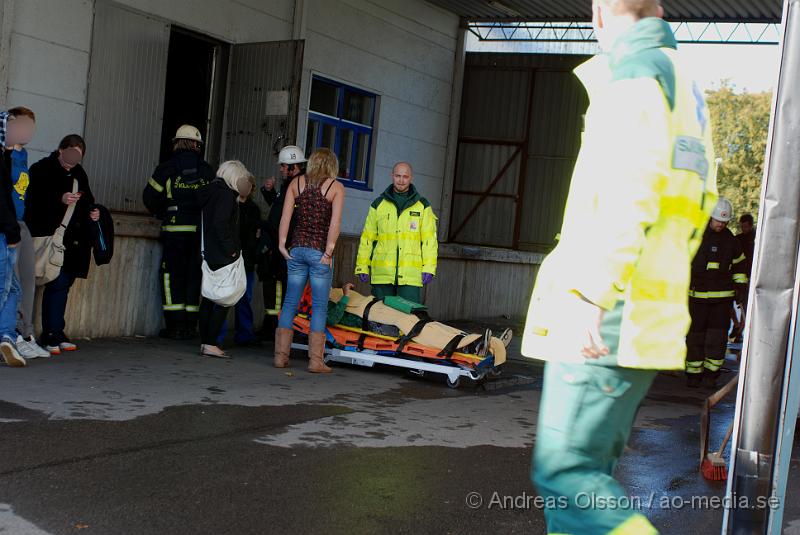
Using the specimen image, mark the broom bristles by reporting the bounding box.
[701,456,728,481]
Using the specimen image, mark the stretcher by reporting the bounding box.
[290,315,503,388]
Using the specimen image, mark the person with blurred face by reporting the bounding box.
[355,162,438,304]
[215,175,262,347]
[0,108,37,367]
[1,107,50,360]
[196,160,253,358]
[521,1,720,532]
[25,135,98,355]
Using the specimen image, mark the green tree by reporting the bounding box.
[705,83,772,230]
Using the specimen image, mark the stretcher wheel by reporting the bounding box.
[446,375,461,389]
[489,366,503,378]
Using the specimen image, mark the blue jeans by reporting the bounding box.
[277,247,332,333]
[0,235,20,340]
[217,271,256,345]
[42,270,76,344]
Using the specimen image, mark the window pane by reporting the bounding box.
[310,79,339,116]
[321,123,336,150]
[354,132,370,182]
[343,90,374,125]
[337,130,354,179]
[305,120,320,152]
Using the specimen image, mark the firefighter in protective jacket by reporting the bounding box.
[143,125,215,339]
[685,197,748,388]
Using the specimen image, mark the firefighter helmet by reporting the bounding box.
[173,124,203,143]
[278,145,307,165]
[711,198,733,223]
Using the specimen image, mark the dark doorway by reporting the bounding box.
[159,28,227,166]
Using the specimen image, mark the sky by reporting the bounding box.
[466,33,782,94]
[678,44,779,93]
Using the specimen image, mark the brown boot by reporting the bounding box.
[273,327,293,368]
[307,332,331,373]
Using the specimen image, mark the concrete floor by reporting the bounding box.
[0,336,797,535]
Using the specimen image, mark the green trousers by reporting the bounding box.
[532,361,659,534]
[370,283,420,303]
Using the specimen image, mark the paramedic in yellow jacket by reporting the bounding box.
[521,2,716,534]
[355,162,438,303]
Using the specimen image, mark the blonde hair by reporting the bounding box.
[306,148,339,187]
[598,0,660,18]
[217,160,251,193]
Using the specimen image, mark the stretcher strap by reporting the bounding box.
[437,334,467,359]
[395,318,433,354]
[358,298,381,351]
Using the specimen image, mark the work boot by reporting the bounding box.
[273,327,293,368]
[307,332,331,374]
[686,373,702,389]
[702,370,721,389]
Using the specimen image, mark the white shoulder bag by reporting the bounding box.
[200,214,247,307]
[33,179,78,286]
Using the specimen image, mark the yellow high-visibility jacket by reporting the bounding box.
[355,185,438,287]
[522,18,717,370]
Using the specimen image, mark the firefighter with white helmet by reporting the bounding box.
[143,124,215,339]
[257,145,307,340]
[685,197,749,387]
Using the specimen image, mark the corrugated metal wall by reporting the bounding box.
[83,1,170,213]
[449,52,589,252]
[224,40,303,180]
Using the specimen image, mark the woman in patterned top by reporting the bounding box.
[274,148,345,373]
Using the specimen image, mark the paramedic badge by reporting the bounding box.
[410,220,418,231]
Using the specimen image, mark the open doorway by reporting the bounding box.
[159,28,229,167]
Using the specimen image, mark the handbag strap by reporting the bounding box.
[60,179,79,229]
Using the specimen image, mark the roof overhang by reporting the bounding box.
[426,1,783,24]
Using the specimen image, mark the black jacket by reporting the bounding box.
[690,226,748,301]
[0,151,20,244]
[25,153,95,279]
[198,178,240,269]
[143,150,215,227]
[260,178,295,246]
[90,204,115,266]
[238,198,262,272]
[736,231,756,278]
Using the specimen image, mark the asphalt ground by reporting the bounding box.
[0,336,797,534]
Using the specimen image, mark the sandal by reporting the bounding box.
[200,345,230,359]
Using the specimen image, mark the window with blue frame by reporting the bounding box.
[306,76,376,189]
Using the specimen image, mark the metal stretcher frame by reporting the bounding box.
[290,342,499,388]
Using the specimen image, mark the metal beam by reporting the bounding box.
[467,21,781,44]
[723,0,800,532]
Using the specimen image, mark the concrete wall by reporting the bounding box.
[2,0,93,163]
[297,0,459,234]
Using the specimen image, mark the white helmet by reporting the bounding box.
[278,145,307,165]
[173,124,203,143]
[711,198,733,223]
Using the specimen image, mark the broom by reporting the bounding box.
[699,374,738,481]
[701,419,734,481]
